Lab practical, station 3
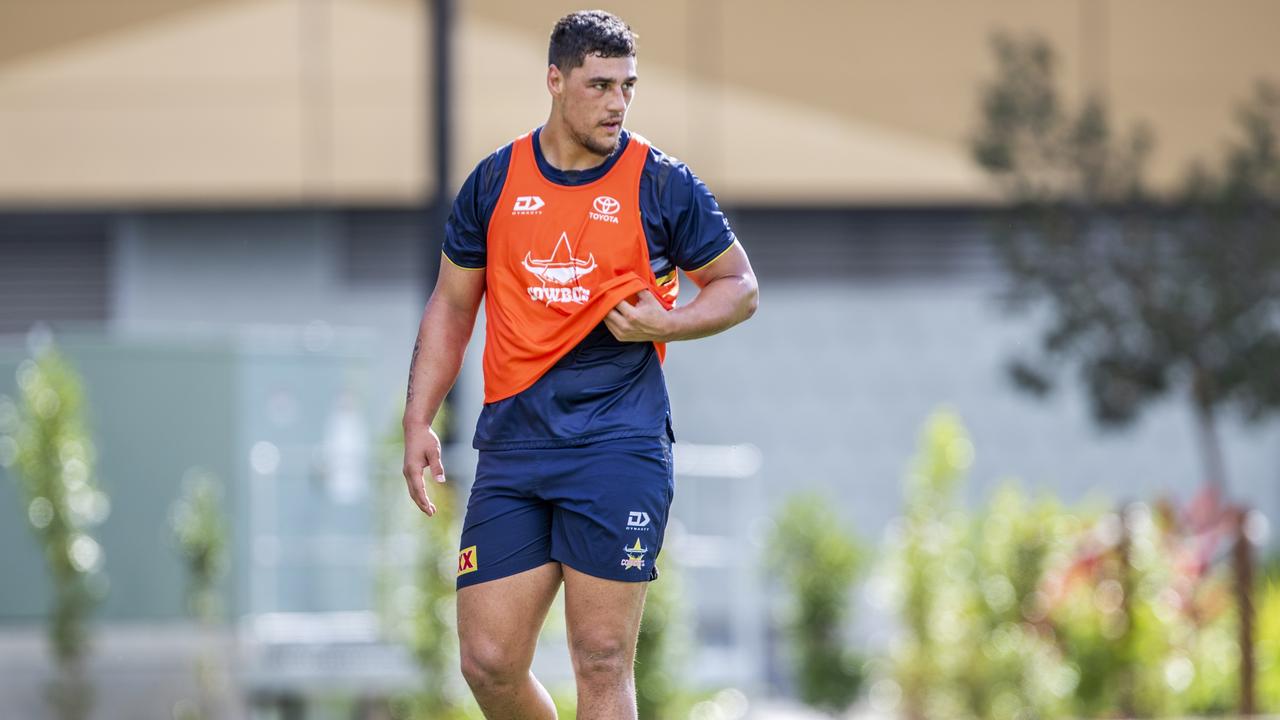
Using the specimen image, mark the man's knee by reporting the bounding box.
[570,635,633,683]
[460,638,529,691]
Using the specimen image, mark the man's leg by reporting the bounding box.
[562,565,649,720]
[457,561,563,719]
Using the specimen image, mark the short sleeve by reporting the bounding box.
[442,147,511,269]
[659,161,737,272]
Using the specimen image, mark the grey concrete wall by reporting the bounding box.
[110,211,426,432]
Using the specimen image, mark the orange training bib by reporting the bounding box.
[482,131,677,403]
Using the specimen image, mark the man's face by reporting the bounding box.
[549,54,637,157]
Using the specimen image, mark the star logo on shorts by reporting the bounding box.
[620,538,648,571]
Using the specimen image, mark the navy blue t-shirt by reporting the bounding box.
[444,128,736,450]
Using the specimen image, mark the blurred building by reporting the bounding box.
[1,1,1278,717]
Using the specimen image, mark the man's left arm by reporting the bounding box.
[604,240,758,342]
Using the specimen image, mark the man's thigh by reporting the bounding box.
[562,564,648,664]
[455,449,565,676]
[457,562,563,668]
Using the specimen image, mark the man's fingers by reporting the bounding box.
[612,298,637,319]
[421,479,436,516]
[402,464,434,515]
[428,451,447,484]
[604,310,629,341]
[403,462,424,496]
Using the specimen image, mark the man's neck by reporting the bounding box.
[539,118,614,172]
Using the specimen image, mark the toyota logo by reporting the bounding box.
[593,196,620,215]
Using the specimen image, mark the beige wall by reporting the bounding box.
[0,0,429,206]
[2,0,1278,207]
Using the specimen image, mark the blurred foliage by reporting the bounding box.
[1264,551,1280,582]
[635,553,687,720]
[551,690,578,719]
[168,469,229,720]
[169,469,227,622]
[1045,498,1246,718]
[768,493,866,714]
[886,409,1261,720]
[887,409,972,720]
[0,342,108,720]
[1259,577,1280,711]
[376,404,475,719]
[971,37,1277,711]
[972,33,1280,494]
[886,410,1071,720]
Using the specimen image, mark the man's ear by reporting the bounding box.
[547,64,563,98]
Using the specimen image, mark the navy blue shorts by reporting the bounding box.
[456,436,674,590]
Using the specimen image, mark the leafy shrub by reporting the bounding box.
[884,410,1249,719]
[169,469,229,720]
[170,470,227,622]
[0,344,109,720]
[886,410,1076,720]
[769,493,866,713]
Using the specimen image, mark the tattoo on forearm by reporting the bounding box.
[406,337,421,401]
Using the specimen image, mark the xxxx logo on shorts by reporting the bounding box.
[458,545,478,576]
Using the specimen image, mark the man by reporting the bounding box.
[402,10,757,719]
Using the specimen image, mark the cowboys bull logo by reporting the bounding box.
[523,232,597,305]
[620,538,648,571]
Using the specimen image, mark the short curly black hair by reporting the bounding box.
[548,10,636,73]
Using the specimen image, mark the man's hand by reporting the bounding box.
[604,290,672,342]
[403,422,446,516]
[400,256,484,517]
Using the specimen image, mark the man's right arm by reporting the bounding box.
[401,257,485,516]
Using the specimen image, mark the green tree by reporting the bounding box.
[170,470,227,623]
[768,493,866,714]
[0,344,109,720]
[169,469,229,720]
[972,34,1280,494]
[888,410,974,720]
